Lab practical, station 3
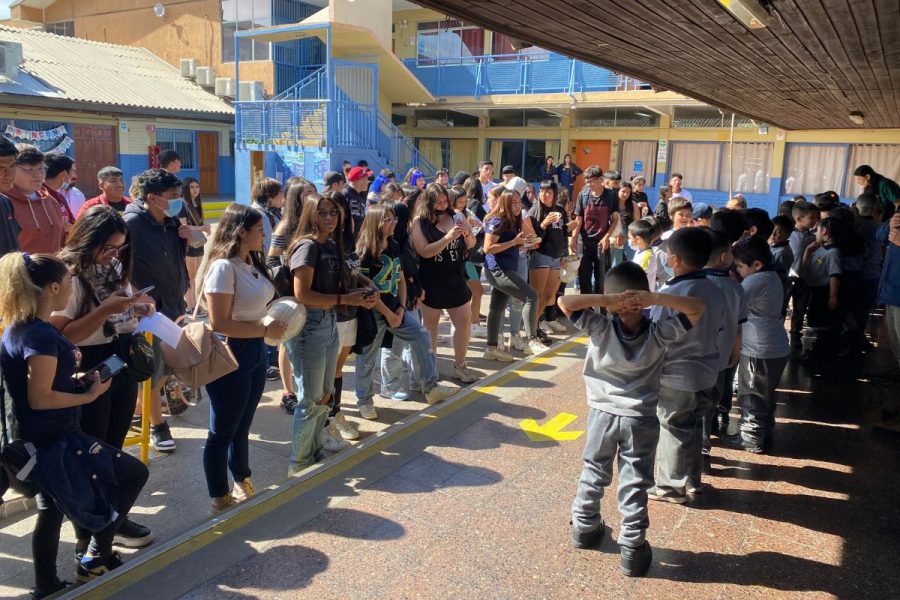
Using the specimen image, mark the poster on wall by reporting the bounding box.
[277,149,332,186]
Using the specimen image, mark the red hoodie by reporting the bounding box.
[6,185,65,253]
[39,183,75,225]
[77,193,132,220]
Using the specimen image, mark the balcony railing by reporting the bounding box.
[235,99,327,148]
[402,52,650,98]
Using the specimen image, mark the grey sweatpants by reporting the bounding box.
[737,355,789,445]
[572,408,660,547]
[655,386,698,495]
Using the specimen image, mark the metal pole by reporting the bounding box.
[729,112,735,200]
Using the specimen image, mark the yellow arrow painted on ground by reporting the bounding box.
[520,412,585,442]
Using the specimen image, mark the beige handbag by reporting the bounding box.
[159,266,238,389]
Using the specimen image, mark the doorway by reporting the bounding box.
[572,140,611,194]
[197,132,219,196]
[72,124,116,198]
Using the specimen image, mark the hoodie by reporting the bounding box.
[5,186,65,253]
[0,192,21,255]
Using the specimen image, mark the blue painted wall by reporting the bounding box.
[234,147,253,205]
[117,154,148,193]
[217,156,235,196]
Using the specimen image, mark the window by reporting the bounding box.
[221,0,272,62]
[415,139,449,170]
[669,143,720,190]
[844,144,900,197]
[489,110,560,128]
[156,129,195,170]
[487,140,547,181]
[720,143,772,194]
[490,33,549,60]
[574,107,659,128]
[45,21,74,37]
[783,144,847,196]
[416,20,484,65]
[619,141,658,184]
[673,106,754,128]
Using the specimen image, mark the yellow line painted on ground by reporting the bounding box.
[520,412,585,441]
[72,336,588,599]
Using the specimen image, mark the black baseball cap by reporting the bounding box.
[501,165,516,175]
[324,171,345,186]
[452,171,469,186]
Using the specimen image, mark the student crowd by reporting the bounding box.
[1,131,899,595]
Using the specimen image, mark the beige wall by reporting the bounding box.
[11,0,276,94]
[331,0,392,49]
[118,118,232,156]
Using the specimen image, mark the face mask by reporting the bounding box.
[60,181,70,191]
[164,198,183,218]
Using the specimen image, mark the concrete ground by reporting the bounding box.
[2,301,900,599]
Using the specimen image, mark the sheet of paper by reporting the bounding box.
[133,312,184,348]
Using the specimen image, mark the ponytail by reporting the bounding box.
[0,253,69,325]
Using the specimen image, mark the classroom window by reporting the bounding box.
[844,144,900,198]
[156,129,195,170]
[221,0,272,62]
[783,144,847,196]
[487,140,546,181]
[415,139,450,171]
[416,20,484,65]
[669,143,721,190]
[619,141,658,183]
[45,21,74,37]
[720,143,772,194]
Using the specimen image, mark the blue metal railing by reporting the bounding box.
[271,66,328,101]
[235,99,328,147]
[402,52,650,98]
[376,112,438,177]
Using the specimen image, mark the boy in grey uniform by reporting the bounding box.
[698,230,746,483]
[726,236,790,452]
[800,216,844,358]
[559,262,705,577]
[648,228,726,504]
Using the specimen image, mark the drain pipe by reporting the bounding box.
[728,112,735,201]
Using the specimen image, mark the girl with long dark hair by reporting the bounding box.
[528,181,569,333]
[556,153,582,198]
[179,177,210,314]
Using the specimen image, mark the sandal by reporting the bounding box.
[164,379,192,416]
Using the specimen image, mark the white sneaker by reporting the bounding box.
[545,320,567,333]
[425,384,457,405]
[318,424,351,452]
[332,412,359,440]
[508,334,527,352]
[527,338,550,356]
[484,347,516,362]
[358,404,378,420]
[470,323,488,338]
[453,362,479,384]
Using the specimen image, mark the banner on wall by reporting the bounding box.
[4,124,68,141]
[46,136,74,154]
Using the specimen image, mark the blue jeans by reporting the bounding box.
[357,310,437,406]
[203,337,267,498]
[503,252,529,337]
[381,336,414,396]
[285,309,340,470]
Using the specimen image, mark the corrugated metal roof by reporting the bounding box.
[0,26,233,115]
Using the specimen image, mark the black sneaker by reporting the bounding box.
[571,523,605,549]
[150,421,176,453]
[701,454,713,475]
[76,551,123,582]
[30,579,70,600]
[536,327,552,345]
[620,541,652,577]
[265,366,280,381]
[721,433,763,454]
[74,539,89,564]
[281,393,298,415]
[113,517,154,548]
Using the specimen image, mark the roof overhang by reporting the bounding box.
[9,0,57,9]
[0,94,234,124]
[407,0,900,130]
[237,19,434,105]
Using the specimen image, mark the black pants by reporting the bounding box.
[578,242,607,294]
[789,278,809,337]
[79,343,139,450]
[33,447,148,590]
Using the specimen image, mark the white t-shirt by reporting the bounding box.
[64,186,86,216]
[204,258,274,322]
[671,188,692,202]
[481,178,495,212]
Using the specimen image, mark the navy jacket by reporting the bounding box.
[877,224,900,306]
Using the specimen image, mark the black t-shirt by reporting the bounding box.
[530,202,569,259]
[290,239,342,295]
[360,240,402,312]
[0,319,81,444]
[108,200,128,213]
[342,186,367,241]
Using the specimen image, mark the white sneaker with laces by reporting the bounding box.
[453,362,479,383]
[319,423,351,451]
[484,347,516,362]
[332,412,359,440]
[358,404,378,420]
[509,334,527,352]
[425,384,457,405]
[470,323,488,338]
[545,320,567,333]
[528,338,550,356]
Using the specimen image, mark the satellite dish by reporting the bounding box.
[154,3,165,18]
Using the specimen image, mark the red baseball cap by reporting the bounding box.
[347,166,368,182]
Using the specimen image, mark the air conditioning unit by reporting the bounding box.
[0,41,24,78]
[238,80,266,101]
[214,77,235,98]
[180,58,198,78]
[195,66,215,87]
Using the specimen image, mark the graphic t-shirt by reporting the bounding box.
[53,259,137,347]
[360,240,402,312]
[290,239,342,295]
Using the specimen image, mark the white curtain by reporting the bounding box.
[489,140,503,171]
[720,142,772,193]
[450,139,478,176]
[845,144,900,197]
[545,140,561,163]
[669,142,720,190]
[620,140,657,183]
[783,145,847,196]
[418,139,444,170]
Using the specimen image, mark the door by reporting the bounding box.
[572,140,611,195]
[72,124,116,198]
[197,132,219,196]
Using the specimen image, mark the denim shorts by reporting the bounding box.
[464,261,479,281]
[528,251,561,270]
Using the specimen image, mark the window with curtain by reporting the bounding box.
[720,143,772,194]
[416,20,485,65]
[416,139,448,171]
[669,143,720,190]
[489,141,504,172]
[157,129,195,170]
[783,145,847,196]
[450,139,478,176]
[619,141,657,183]
[545,141,561,164]
[844,144,900,197]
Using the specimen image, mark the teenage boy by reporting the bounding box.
[661,197,692,241]
[323,170,345,193]
[41,153,76,228]
[478,160,495,209]
[78,166,131,218]
[648,227,726,504]
[628,218,666,292]
[691,203,713,227]
[669,173,692,202]
[788,201,820,348]
[124,168,190,453]
[343,166,369,237]
[725,236,790,452]
[6,146,66,253]
[0,137,21,255]
[559,262,706,577]
[699,230,746,476]
[570,165,618,294]
[158,149,182,174]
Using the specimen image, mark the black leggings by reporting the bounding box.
[33,448,148,590]
[578,242,607,294]
[79,343,139,450]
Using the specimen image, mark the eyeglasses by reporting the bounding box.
[100,243,128,255]
[18,165,48,176]
[317,209,339,219]
[382,216,398,223]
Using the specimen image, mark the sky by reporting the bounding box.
[0,1,12,20]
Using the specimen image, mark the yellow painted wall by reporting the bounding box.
[118,118,232,156]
